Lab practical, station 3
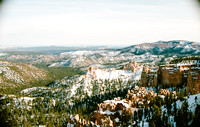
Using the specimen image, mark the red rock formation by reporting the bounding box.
[94,98,130,125]
[68,114,91,127]
[67,87,177,126]
[141,66,158,86]
[123,61,138,73]
[158,61,200,92]
[158,63,200,91]
[140,61,200,93]
[187,68,200,93]
[141,61,199,89]
[159,89,170,96]
[126,86,157,108]
[158,64,184,87]
[87,66,98,79]
[141,67,149,86]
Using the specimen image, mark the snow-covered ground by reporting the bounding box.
[0,53,7,57]
[48,47,165,67]
[15,66,142,106]
[61,50,121,58]
[160,93,200,127]
[176,93,200,112]
[20,87,51,94]
[69,68,142,97]
[88,68,142,80]
[161,93,200,113]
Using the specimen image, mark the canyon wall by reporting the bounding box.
[141,66,158,87]
[141,60,200,93]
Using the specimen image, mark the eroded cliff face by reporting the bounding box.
[141,60,200,93]
[158,65,184,87]
[67,87,176,127]
[158,63,200,93]
[123,61,138,73]
[187,68,200,93]
[141,66,158,87]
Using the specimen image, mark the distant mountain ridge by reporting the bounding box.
[118,40,200,55]
[0,40,200,67]
[0,46,110,55]
[51,40,200,67]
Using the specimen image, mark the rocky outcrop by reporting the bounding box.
[67,87,176,126]
[87,66,98,79]
[94,97,130,125]
[158,64,184,87]
[141,66,158,86]
[141,60,200,93]
[126,86,157,108]
[92,87,173,126]
[123,61,138,73]
[91,86,160,126]
[86,65,141,81]
[187,67,200,93]
[67,114,91,127]
[159,89,170,96]
[158,62,200,92]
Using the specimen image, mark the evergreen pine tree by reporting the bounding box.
[152,104,162,127]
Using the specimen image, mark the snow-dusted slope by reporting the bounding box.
[61,50,120,58]
[49,40,200,67]
[87,68,142,80]
[176,93,200,112]
[0,60,46,87]
[49,50,163,67]
[119,40,200,55]
[160,93,200,127]
[69,68,142,97]
[1,40,199,67]
[161,93,200,113]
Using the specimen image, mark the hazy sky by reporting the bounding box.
[0,0,200,47]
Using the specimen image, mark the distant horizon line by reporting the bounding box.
[0,39,199,48]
